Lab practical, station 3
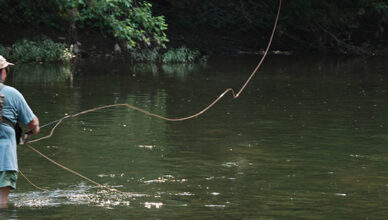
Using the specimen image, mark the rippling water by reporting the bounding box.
[3,55,388,219]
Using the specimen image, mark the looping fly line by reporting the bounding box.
[21,0,282,192]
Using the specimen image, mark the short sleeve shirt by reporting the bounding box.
[0,84,35,171]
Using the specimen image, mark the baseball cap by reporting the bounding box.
[0,55,14,69]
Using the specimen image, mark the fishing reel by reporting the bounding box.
[15,122,32,145]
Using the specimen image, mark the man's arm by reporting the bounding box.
[26,116,40,135]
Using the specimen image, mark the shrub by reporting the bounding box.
[129,46,206,63]
[129,49,160,62]
[10,38,74,63]
[162,46,201,63]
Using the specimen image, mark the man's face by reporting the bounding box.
[1,68,7,82]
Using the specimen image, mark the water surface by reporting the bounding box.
[3,55,388,219]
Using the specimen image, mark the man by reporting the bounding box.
[0,55,40,208]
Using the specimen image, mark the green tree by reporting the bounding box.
[0,0,169,50]
[68,0,168,49]
[150,0,388,54]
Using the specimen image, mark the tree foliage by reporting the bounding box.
[70,0,168,49]
[1,0,387,54]
[150,0,388,53]
[0,0,168,50]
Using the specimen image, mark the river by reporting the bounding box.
[2,54,388,219]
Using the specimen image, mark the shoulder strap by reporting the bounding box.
[2,117,15,127]
[0,83,13,127]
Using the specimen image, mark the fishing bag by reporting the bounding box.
[0,83,22,144]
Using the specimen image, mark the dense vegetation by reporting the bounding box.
[0,39,74,62]
[150,0,388,55]
[1,0,168,50]
[1,0,387,57]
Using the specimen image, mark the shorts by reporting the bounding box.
[0,171,18,190]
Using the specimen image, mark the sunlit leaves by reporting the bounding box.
[73,0,168,50]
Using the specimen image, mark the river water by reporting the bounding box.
[2,54,388,219]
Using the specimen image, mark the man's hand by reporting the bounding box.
[23,130,33,143]
[26,116,40,136]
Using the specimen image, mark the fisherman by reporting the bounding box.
[0,55,40,208]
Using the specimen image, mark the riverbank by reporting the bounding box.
[1,22,387,59]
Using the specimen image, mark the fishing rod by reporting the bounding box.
[40,117,67,129]
[23,115,71,144]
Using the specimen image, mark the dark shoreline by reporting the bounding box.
[1,23,387,58]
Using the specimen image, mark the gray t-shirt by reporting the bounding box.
[0,84,35,171]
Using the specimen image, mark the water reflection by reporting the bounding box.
[161,63,205,80]
[10,63,73,85]
[130,63,159,76]
[0,208,10,220]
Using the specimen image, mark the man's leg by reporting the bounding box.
[0,187,10,208]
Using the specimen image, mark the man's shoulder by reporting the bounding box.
[2,85,21,93]
[1,85,23,99]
